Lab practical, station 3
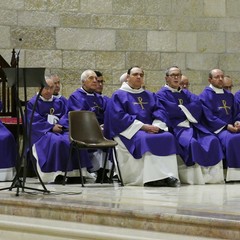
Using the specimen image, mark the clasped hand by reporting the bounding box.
[227,122,240,133]
[52,124,64,133]
[141,124,161,134]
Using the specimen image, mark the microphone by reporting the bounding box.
[17,38,23,56]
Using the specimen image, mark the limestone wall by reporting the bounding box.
[1,0,240,97]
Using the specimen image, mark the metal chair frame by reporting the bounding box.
[64,110,124,187]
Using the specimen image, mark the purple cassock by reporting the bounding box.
[200,87,240,168]
[53,94,68,107]
[156,87,223,167]
[0,101,16,169]
[60,88,106,127]
[27,95,91,173]
[234,90,240,106]
[104,89,178,159]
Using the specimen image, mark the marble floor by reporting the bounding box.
[0,178,240,239]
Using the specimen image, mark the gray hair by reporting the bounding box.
[80,69,95,83]
[45,75,51,81]
[165,66,181,76]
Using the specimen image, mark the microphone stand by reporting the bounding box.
[0,50,50,196]
[8,50,23,195]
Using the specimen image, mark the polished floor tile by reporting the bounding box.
[0,178,240,239]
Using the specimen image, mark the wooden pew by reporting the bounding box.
[0,50,20,138]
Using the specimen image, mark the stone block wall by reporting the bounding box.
[1,0,240,97]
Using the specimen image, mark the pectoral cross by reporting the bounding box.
[218,100,230,115]
[178,98,184,105]
[50,108,55,115]
[93,102,103,112]
[133,97,148,110]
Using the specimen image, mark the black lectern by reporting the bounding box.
[3,68,47,88]
[0,67,50,195]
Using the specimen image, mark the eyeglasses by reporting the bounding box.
[167,74,182,78]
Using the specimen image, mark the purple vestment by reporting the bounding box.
[27,95,91,173]
[200,87,240,168]
[156,87,223,167]
[0,100,16,168]
[60,88,106,127]
[234,90,240,109]
[0,120,16,169]
[53,95,68,107]
[104,89,178,159]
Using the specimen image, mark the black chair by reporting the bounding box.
[64,110,124,187]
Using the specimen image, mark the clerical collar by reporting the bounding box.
[81,87,95,96]
[209,84,224,94]
[165,84,182,93]
[40,95,54,102]
[53,93,62,98]
[120,82,144,93]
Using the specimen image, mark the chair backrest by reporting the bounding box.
[69,110,104,143]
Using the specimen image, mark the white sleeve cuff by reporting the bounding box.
[120,120,144,139]
[177,119,190,128]
[215,126,225,134]
[178,105,198,123]
[152,119,168,131]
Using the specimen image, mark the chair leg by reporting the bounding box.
[109,161,115,181]
[113,147,124,186]
[101,148,110,184]
[63,143,73,185]
[76,147,84,187]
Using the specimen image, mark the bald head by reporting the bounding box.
[45,77,54,86]
[41,77,55,100]
[180,75,190,89]
[51,74,61,95]
[208,69,224,89]
[223,75,233,92]
[120,72,127,84]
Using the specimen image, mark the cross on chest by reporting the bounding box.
[133,97,148,110]
[93,102,101,110]
[50,107,55,115]
[218,100,231,115]
[178,98,184,105]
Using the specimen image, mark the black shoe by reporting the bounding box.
[165,177,181,187]
[95,168,111,183]
[54,175,65,184]
[144,179,166,187]
[67,176,86,184]
[95,174,111,183]
[144,177,180,187]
